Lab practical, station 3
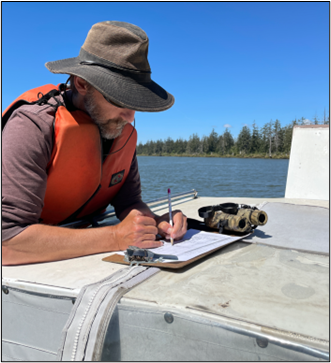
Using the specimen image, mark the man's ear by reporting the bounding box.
[74,76,89,96]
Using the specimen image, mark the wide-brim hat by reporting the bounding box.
[45,21,174,112]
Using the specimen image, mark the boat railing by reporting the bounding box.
[61,189,198,228]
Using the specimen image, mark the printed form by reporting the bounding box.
[148,229,247,262]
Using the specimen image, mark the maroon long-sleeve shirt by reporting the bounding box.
[2,93,142,241]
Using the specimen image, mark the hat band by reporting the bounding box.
[78,48,151,83]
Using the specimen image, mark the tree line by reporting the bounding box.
[137,116,329,158]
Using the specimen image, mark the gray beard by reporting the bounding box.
[84,92,128,139]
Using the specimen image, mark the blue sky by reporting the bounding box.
[2,2,329,143]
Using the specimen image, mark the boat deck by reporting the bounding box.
[2,196,329,361]
[3,196,328,292]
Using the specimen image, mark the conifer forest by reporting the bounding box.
[137,117,329,159]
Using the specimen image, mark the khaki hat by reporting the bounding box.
[46,21,174,112]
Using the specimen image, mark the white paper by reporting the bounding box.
[147,229,247,262]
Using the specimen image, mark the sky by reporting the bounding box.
[2,2,329,144]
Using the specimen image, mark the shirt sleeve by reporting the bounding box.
[2,107,54,241]
[111,150,142,219]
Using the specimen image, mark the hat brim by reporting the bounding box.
[46,57,174,112]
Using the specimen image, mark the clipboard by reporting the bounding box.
[102,217,253,269]
[102,238,239,269]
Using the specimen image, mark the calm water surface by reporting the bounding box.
[137,156,289,201]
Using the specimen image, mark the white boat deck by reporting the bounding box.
[3,197,329,352]
[3,196,328,293]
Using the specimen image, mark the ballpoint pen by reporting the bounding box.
[168,188,174,245]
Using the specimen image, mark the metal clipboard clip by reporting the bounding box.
[124,246,178,267]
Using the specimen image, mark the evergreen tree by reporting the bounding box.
[154,139,163,155]
[174,138,187,154]
[237,125,251,154]
[259,120,273,156]
[163,137,174,154]
[277,126,285,153]
[206,129,218,153]
[250,122,260,154]
[136,142,143,154]
[216,135,224,155]
[186,133,201,154]
[223,128,234,154]
[266,120,273,156]
[201,136,209,154]
[273,119,282,153]
[148,140,155,155]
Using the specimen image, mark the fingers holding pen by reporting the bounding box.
[115,209,188,250]
[156,210,187,241]
[171,210,188,240]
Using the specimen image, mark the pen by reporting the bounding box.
[168,188,174,245]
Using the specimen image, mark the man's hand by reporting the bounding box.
[156,210,187,241]
[114,209,163,250]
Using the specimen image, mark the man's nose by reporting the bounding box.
[123,109,135,123]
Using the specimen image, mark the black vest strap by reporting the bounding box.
[2,100,37,130]
[2,86,65,131]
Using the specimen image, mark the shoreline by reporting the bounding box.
[137,153,289,159]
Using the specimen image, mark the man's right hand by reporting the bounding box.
[113,209,163,250]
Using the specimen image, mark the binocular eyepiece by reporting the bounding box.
[237,207,268,226]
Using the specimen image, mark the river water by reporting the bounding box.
[137,156,289,201]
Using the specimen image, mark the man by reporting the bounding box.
[2,21,187,265]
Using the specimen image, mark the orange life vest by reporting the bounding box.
[2,84,137,225]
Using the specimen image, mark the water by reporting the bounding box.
[137,156,289,201]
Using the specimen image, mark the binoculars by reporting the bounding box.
[198,203,268,234]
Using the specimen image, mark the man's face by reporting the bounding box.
[83,86,135,139]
